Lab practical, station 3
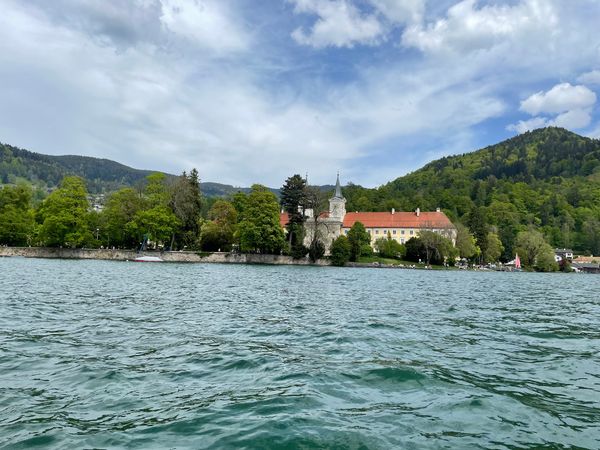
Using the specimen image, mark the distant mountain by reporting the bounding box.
[0,142,262,196]
[342,127,600,256]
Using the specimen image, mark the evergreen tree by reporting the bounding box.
[347,221,371,262]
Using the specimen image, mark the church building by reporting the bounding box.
[280,175,457,252]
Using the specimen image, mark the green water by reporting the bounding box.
[1,258,599,449]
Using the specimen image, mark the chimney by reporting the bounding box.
[391,208,395,215]
[436,207,441,212]
[416,207,420,217]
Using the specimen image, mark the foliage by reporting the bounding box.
[374,233,406,259]
[483,232,504,263]
[308,239,325,262]
[280,174,307,248]
[170,169,203,249]
[36,176,94,247]
[237,185,285,254]
[339,128,600,258]
[347,221,372,262]
[405,232,457,265]
[100,188,144,248]
[0,183,36,246]
[330,235,351,266]
[127,206,180,247]
[515,229,558,271]
[454,223,479,260]
[200,200,238,252]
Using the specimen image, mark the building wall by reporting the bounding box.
[341,226,457,246]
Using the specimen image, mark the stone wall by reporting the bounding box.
[0,247,331,266]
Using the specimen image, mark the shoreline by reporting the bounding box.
[0,246,332,266]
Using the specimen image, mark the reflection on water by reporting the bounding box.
[1,258,599,449]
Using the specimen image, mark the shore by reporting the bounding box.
[0,246,333,266]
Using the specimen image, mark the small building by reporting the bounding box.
[280,174,457,252]
[554,248,574,262]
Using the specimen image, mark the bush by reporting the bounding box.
[291,242,309,259]
[330,235,351,266]
[375,236,406,259]
[308,239,325,262]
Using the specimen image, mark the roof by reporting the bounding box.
[343,211,455,229]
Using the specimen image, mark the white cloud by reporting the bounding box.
[291,0,384,48]
[368,0,425,24]
[402,0,557,54]
[520,83,596,115]
[507,117,548,134]
[508,83,597,134]
[160,0,249,53]
[577,70,600,86]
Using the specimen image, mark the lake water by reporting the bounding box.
[1,258,599,449]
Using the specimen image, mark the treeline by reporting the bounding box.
[341,127,600,259]
[0,170,289,255]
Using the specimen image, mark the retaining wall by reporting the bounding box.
[0,247,331,266]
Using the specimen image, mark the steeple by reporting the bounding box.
[329,172,346,220]
[333,172,343,199]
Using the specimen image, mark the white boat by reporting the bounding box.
[133,255,163,262]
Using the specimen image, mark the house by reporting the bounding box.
[554,248,574,262]
[280,174,457,252]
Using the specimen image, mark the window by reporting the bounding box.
[367,229,371,234]
[401,230,405,235]
[401,238,405,244]
[383,230,387,234]
[375,230,379,234]
[344,230,348,235]
[392,230,396,235]
[410,230,414,235]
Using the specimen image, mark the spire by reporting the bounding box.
[334,172,343,198]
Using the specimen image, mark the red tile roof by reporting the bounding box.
[281,211,454,229]
[343,211,455,229]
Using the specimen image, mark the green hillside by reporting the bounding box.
[0,142,159,193]
[343,127,600,257]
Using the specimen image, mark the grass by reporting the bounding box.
[357,255,453,270]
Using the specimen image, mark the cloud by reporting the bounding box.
[577,70,600,86]
[520,83,596,115]
[160,0,249,53]
[402,0,557,55]
[291,0,384,48]
[508,83,597,133]
[507,117,549,134]
[368,0,425,24]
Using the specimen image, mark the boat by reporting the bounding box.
[133,255,163,263]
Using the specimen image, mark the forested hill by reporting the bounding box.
[0,142,160,193]
[343,127,600,256]
[0,142,255,196]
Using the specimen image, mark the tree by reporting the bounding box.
[0,183,36,246]
[467,206,489,262]
[304,186,330,262]
[127,206,180,248]
[405,237,426,262]
[308,239,325,262]
[100,188,144,248]
[454,223,479,260]
[280,174,307,248]
[330,235,350,266]
[169,169,203,248]
[36,176,93,247]
[515,229,558,271]
[144,172,170,207]
[237,184,285,254]
[483,232,503,263]
[200,200,237,251]
[347,221,371,262]
[374,233,405,259]
[418,230,456,265]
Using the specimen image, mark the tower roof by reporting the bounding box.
[332,172,344,199]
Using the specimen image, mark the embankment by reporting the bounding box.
[0,247,330,266]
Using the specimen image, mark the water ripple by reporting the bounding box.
[1,259,599,449]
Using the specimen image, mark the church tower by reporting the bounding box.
[329,173,346,221]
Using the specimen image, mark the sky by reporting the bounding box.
[1,0,600,188]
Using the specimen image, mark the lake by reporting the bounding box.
[1,258,599,449]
